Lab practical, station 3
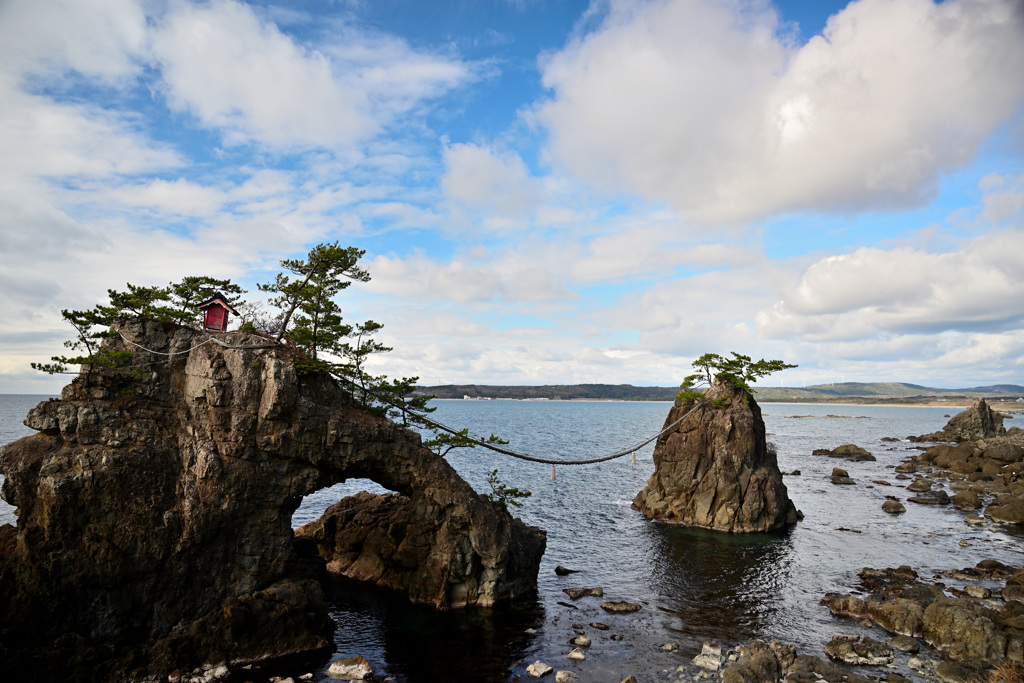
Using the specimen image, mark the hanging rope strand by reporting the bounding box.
[114,330,711,467]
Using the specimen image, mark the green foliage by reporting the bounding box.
[33,277,246,377]
[680,352,797,401]
[486,469,532,511]
[377,376,436,427]
[425,429,509,458]
[258,242,369,353]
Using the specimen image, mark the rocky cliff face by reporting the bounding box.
[632,381,800,532]
[0,319,544,682]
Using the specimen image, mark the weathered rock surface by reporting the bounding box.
[632,381,800,532]
[824,562,1024,668]
[0,319,544,682]
[914,399,1006,443]
[827,444,876,461]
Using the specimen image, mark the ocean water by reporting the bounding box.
[3,396,1022,682]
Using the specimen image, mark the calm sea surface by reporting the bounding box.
[2,396,1022,681]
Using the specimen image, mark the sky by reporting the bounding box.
[1,0,1023,394]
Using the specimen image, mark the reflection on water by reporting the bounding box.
[321,577,544,682]
[645,524,794,642]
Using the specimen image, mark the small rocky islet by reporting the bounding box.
[2,318,1024,681]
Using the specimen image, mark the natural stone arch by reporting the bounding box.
[0,319,545,681]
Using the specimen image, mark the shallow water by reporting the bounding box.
[296,401,1024,682]
[3,396,1022,681]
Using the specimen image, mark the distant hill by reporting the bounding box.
[416,381,1024,403]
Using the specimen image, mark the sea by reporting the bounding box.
[2,395,1022,682]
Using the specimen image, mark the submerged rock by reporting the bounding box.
[632,380,799,532]
[600,601,642,613]
[882,500,906,514]
[0,319,545,681]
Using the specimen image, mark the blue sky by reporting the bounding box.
[1,0,1023,393]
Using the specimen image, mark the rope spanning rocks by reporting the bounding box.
[0,318,544,682]
[632,380,801,533]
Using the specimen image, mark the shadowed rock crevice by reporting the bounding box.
[0,319,545,681]
[632,380,800,533]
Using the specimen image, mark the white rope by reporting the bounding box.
[113,329,710,468]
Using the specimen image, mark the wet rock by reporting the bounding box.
[527,661,553,678]
[934,659,985,683]
[563,587,603,600]
[882,437,902,442]
[953,490,982,510]
[908,490,951,505]
[887,635,921,653]
[555,672,576,683]
[720,640,781,683]
[830,467,856,485]
[896,473,911,480]
[554,566,578,576]
[883,500,906,514]
[661,642,679,651]
[964,585,991,599]
[907,478,932,492]
[825,594,868,619]
[589,622,610,630]
[570,635,591,648]
[828,444,876,461]
[694,641,723,671]
[620,677,637,683]
[566,648,586,661]
[327,656,373,680]
[823,636,893,666]
[866,598,926,637]
[874,480,892,486]
[600,601,642,613]
[784,655,874,683]
[986,498,1024,524]
[632,380,800,532]
[965,513,988,526]
[895,461,917,473]
[922,595,1006,660]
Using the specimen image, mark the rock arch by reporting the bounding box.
[0,320,544,681]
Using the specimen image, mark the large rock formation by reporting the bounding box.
[0,319,544,682]
[632,380,800,532]
[913,398,1006,442]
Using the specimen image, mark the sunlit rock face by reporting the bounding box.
[0,319,544,681]
[632,380,800,533]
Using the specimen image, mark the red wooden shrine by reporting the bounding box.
[197,292,239,332]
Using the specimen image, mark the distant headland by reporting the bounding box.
[416,381,1024,408]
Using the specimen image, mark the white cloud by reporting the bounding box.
[151,0,476,150]
[368,248,572,304]
[537,0,1024,222]
[757,228,1024,341]
[0,0,147,84]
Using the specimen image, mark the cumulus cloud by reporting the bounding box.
[151,0,475,149]
[537,0,1024,222]
[757,228,1024,341]
[0,0,147,83]
[368,248,572,303]
[441,142,542,231]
